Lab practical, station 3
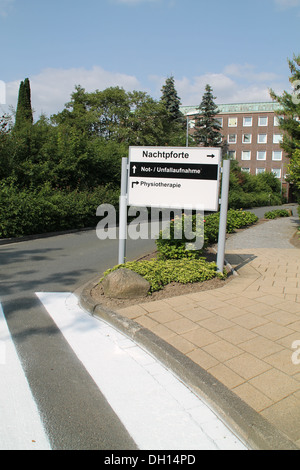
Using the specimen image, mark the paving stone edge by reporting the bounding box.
[79,278,300,451]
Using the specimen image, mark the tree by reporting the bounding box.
[288,149,300,194]
[0,113,14,179]
[14,78,33,130]
[270,55,300,197]
[51,86,172,188]
[53,85,172,147]
[193,84,225,148]
[161,76,182,122]
[12,78,34,167]
[127,90,168,146]
[160,76,186,145]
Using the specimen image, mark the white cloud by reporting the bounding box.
[223,63,279,82]
[174,74,236,105]
[152,66,287,106]
[3,66,143,118]
[0,0,14,17]
[149,72,239,105]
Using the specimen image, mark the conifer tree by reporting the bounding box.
[160,76,186,145]
[193,84,224,148]
[160,76,183,122]
[13,78,34,166]
[15,78,33,130]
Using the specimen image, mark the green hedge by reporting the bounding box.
[264,209,292,219]
[0,181,119,238]
[156,209,259,260]
[228,163,284,209]
[228,190,282,209]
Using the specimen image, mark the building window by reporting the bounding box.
[256,168,266,175]
[228,134,237,144]
[258,134,267,144]
[272,151,283,161]
[273,134,283,144]
[274,116,281,127]
[242,151,251,160]
[258,116,268,126]
[242,168,250,173]
[188,119,195,129]
[243,117,252,127]
[228,117,238,127]
[215,117,223,127]
[242,133,252,143]
[272,168,281,179]
[228,150,236,160]
[257,151,267,161]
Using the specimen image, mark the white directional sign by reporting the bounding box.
[127,146,222,211]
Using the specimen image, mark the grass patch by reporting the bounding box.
[101,258,226,293]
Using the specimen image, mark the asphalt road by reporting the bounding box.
[0,227,157,450]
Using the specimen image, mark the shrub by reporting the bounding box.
[204,209,258,245]
[155,213,205,260]
[102,258,226,293]
[264,209,292,219]
[156,209,258,260]
[226,209,259,231]
[228,161,283,209]
[229,190,282,209]
[0,180,119,238]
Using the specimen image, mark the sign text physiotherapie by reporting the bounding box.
[127,146,222,212]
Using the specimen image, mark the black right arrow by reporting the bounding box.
[207,154,216,159]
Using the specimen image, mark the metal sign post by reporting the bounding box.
[118,157,128,265]
[217,159,230,273]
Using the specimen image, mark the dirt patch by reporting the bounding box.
[90,247,233,311]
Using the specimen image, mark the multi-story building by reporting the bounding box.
[180,101,290,197]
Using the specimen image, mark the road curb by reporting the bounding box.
[79,278,299,451]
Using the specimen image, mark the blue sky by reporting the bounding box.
[0,0,299,118]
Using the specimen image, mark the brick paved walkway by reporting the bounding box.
[116,219,300,448]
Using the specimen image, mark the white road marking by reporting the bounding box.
[36,292,248,450]
[0,303,51,450]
